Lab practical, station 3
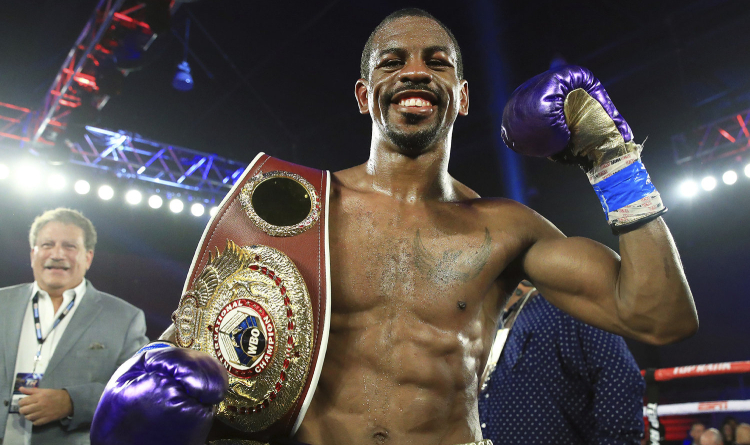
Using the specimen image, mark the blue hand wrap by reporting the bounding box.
[587,153,666,229]
[137,341,175,355]
[591,159,655,214]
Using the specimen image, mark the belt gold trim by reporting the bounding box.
[179,154,331,440]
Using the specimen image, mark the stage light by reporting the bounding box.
[209,206,219,217]
[74,180,91,194]
[0,163,9,180]
[745,163,750,178]
[173,18,193,91]
[98,185,114,200]
[190,203,205,217]
[125,189,142,205]
[16,164,42,190]
[169,198,184,213]
[701,176,717,191]
[47,174,66,191]
[173,61,193,91]
[679,180,699,198]
[148,195,163,209]
[722,170,738,185]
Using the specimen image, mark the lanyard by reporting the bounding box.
[31,291,76,371]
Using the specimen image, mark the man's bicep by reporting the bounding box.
[522,234,631,336]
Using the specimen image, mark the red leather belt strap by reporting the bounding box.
[184,153,330,440]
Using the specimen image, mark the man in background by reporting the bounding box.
[479,280,646,444]
[685,422,707,445]
[0,208,148,444]
[700,428,724,445]
[734,423,750,445]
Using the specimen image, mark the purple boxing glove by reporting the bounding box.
[91,342,228,445]
[501,65,666,231]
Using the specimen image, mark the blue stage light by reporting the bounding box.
[172,61,193,91]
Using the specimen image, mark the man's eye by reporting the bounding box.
[428,59,451,67]
[381,59,403,68]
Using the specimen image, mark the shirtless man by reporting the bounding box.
[90,9,697,445]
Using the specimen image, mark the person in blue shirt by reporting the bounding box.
[479,281,646,445]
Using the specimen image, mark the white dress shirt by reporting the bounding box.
[4,279,87,445]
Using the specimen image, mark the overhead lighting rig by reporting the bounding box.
[30,0,173,154]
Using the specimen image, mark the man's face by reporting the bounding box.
[30,221,93,295]
[691,424,706,441]
[355,16,469,155]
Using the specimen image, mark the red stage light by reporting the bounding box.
[718,128,736,143]
[737,114,750,138]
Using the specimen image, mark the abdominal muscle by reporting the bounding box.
[295,306,484,445]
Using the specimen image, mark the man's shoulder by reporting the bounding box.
[87,283,143,315]
[462,197,562,236]
[0,282,32,296]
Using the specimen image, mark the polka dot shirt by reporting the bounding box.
[478,294,646,445]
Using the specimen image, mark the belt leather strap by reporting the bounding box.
[179,153,331,441]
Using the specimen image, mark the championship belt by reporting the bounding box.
[172,153,331,441]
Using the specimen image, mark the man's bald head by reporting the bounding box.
[736,423,750,445]
[360,8,464,80]
[700,428,724,445]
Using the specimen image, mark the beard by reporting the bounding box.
[382,113,441,156]
[380,82,444,156]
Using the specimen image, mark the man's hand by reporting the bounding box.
[17,387,73,426]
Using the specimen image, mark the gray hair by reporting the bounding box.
[701,428,724,445]
[29,208,98,252]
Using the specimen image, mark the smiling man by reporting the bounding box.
[0,208,148,444]
[92,8,697,445]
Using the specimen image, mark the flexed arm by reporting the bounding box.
[503,66,697,345]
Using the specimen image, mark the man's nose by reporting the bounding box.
[398,58,432,84]
[50,244,66,258]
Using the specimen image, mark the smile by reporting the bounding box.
[390,89,439,114]
[398,97,432,107]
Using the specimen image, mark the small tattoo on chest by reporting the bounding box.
[413,228,492,283]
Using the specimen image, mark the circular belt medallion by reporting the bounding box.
[214,298,275,378]
[173,241,314,432]
[239,171,320,237]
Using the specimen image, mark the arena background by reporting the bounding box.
[1,0,749,437]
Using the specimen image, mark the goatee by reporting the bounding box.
[384,115,440,156]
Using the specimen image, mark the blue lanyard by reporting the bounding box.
[32,292,76,367]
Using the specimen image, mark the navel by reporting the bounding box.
[373,429,389,443]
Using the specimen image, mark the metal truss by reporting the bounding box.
[0,100,248,197]
[69,126,248,196]
[32,0,128,144]
[0,102,56,148]
[672,109,750,166]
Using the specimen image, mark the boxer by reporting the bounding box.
[91,8,697,445]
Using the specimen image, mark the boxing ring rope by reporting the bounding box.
[643,400,750,417]
[641,361,750,382]
[641,361,750,443]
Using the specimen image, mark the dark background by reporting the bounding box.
[1,0,749,428]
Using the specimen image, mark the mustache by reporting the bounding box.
[44,260,70,269]
[386,83,442,104]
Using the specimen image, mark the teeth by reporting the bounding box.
[398,97,431,107]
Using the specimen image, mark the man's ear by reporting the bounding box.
[459,80,469,116]
[355,79,370,115]
[85,250,94,271]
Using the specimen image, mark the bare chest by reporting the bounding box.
[327,193,512,324]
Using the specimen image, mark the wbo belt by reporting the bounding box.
[173,154,331,441]
[208,440,494,445]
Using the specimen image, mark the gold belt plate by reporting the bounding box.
[173,240,314,432]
